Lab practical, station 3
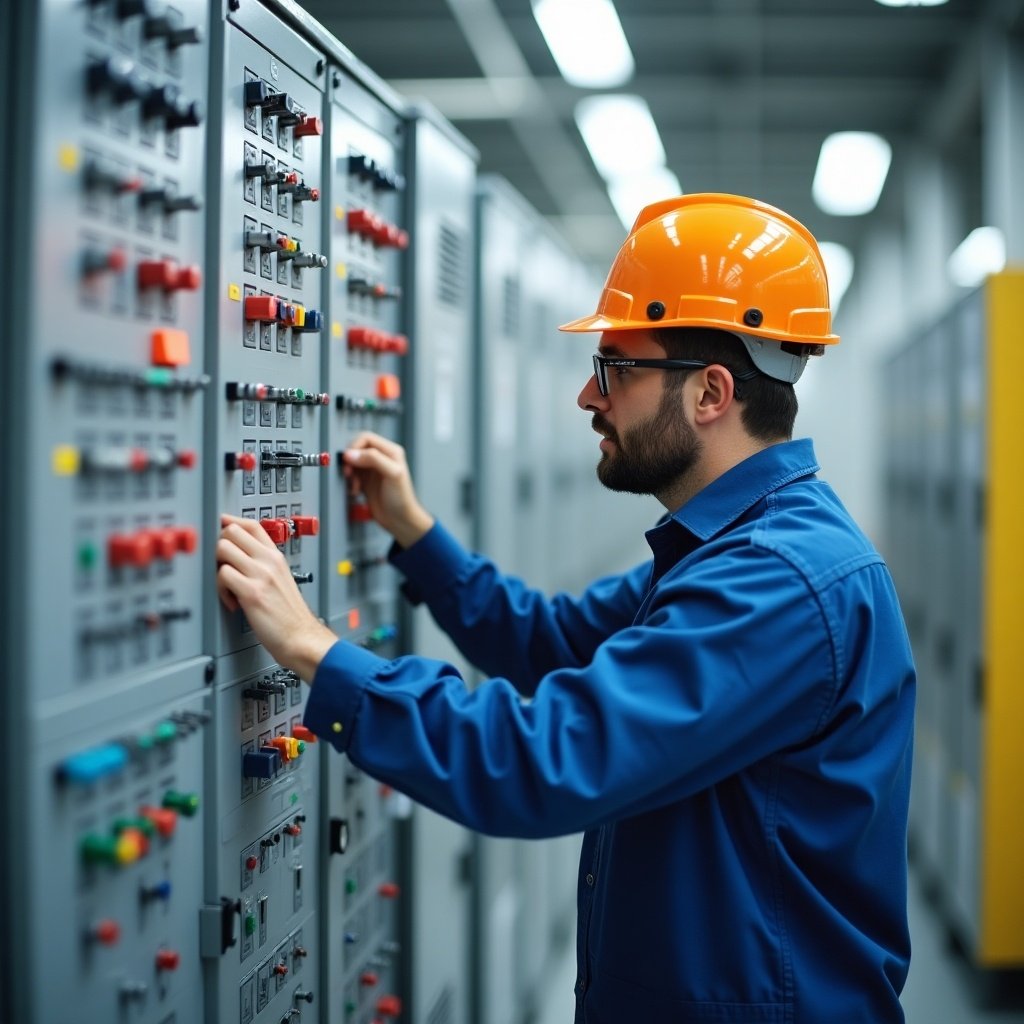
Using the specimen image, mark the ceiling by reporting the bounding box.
[297,0,1011,268]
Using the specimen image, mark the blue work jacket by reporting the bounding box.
[304,439,916,1023]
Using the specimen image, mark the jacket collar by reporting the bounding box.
[645,439,820,569]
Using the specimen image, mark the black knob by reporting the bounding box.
[244,80,270,108]
[163,193,202,213]
[295,990,314,1004]
[86,57,142,102]
[329,818,349,856]
[142,83,178,121]
[167,25,201,48]
[116,0,150,18]
[167,97,203,130]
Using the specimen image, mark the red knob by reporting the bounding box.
[244,295,278,321]
[85,247,128,275]
[260,518,289,545]
[90,919,121,946]
[128,448,150,473]
[273,962,289,977]
[360,971,379,988]
[377,882,400,899]
[294,114,323,138]
[139,805,177,838]
[281,171,299,187]
[150,527,179,561]
[245,855,258,870]
[347,208,372,234]
[229,451,257,472]
[291,515,320,536]
[396,230,409,250]
[292,726,317,744]
[175,527,199,554]
[283,823,301,837]
[155,949,180,972]
[176,449,198,469]
[174,265,202,291]
[109,531,155,569]
[137,259,177,290]
[347,327,374,350]
[376,995,402,1018]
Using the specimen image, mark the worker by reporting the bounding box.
[217,193,915,1023]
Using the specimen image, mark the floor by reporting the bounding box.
[534,868,1024,1024]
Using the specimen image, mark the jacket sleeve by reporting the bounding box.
[388,521,652,695]
[304,539,840,839]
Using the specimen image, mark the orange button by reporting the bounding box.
[139,805,178,838]
[347,608,361,631]
[175,527,199,554]
[292,726,317,744]
[151,328,191,367]
[376,374,400,401]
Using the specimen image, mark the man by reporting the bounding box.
[217,194,915,1023]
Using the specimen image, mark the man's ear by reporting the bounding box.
[691,364,735,426]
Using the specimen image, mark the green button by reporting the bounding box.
[154,722,178,744]
[295,388,306,400]
[162,790,199,817]
[77,541,98,571]
[137,733,156,751]
[143,368,174,388]
[80,834,118,865]
[345,878,357,895]
[245,914,256,936]
[345,1000,356,1015]
[297,741,306,755]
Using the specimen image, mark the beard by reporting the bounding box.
[593,388,702,496]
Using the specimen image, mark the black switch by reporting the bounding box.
[167,97,204,130]
[86,57,143,102]
[244,80,270,108]
[329,818,350,856]
[115,0,149,18]
[262,92,301,126]
[142,82,178,121]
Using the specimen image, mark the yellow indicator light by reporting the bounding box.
[58,143,80,172]
[335,262,347,280]
[334,205,345,220]
[331,322,343,339]
[52,445,80,476]
[228,283,242,301]
[337,559,353,576]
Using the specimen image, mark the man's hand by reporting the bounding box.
[216,514,337,681]
[341,432,434,548]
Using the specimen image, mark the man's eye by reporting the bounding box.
[612,366,630,376]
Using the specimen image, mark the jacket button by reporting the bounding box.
[585,873,595,886]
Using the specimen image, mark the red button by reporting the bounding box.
[260,518,289,545]
[129,448,150,473]
[139,805,177,838]
[281,171,299,187]
[151,328,191,366]
[176,450,197,469]
[245,856,258,871]
[138,259,177,290]
[294,114,323,138]
[376,995,402,1018]
[91,919,121,946]
[229,451,257,472]
[291,515,320,536]
[360,971,379,988]
[150,527,179,561]
[347,327,376,350]
[273,962,289,977]
[389,334,409,356]
[377,882,400,899]
[292,726,317,744]
[376,374,401,401]
[175,527,198,554]
[244,295,278,321]
[155,949,181,972]
[283,823,301,836]
[109,531,155,569]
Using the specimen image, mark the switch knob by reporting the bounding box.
[243,229,277,252]
[87,919,121,946]
[295,990,314,1004]
[137,259,201,293]
[246,855,258,870]
[243,748,281,779]
[162,789,199,817]
[290,252,327,270]
[292,726,317,744]
[141,880,173,903]
[86,57,143,102]
[293,184,320,204]
[360,972,378,988]
[273,962,289,978]
[82,247,128,277]
[58,744,128,785]
[115,0,149,18]
[244,295,279,321]
[166,97,204,130]
[225,451,257,472]
[293,309,323,334]
[141,83,178,122]
[376,995,402,1018]
[139,805,178,838]
[155,949,181,972]
[245,158,276,180]
[109,531,155,569]
[292,571,314,585]
[262,93,301,125]
[259,518,289,545]
[377,882,400,899]
[291,515,320,535]
[293,114,322,138]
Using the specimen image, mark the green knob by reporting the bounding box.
[80,834,118,866]
[77,541,98,571]
[345,878,357,895]
[245,914,256,936]
[162,790,199,817]
[154,721,178,744]
[112,816,155,838]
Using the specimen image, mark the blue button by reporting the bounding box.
[59,744,129,784]
[242,748,281,779]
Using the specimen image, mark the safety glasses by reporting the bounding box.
[591,354,759,396]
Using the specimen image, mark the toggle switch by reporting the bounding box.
[259,519,290,545]
[225,451,257,472]
[245,157,276,180]
[57,744,128,786]
[155,949,181,972]
[225,381,270,401]
[348,153,375,180]
[86,919,121,947]
[293,114,323,137]
[292,183,320,204]
[289,252,328,270]
[292,310,324,334]
[137,259,201,293]
[115,0,149,18]
[275,171,301,191]
[376,374,401,401]
[162,789,199,817]
[292,570,314,585]
[82,247,128,277]
[259,450,330,468]
[377,882,400,899]
[84,161,143,195]
[273,961,289,978]
[244,295,279,321]
[142,12,201,47]
[330,818,349,856]
[360,972,378,988]
[348,501,373,524]
[263,93,302,126]
[86,56,143,102]
[140,186,201,215]
[140,879,173,903]
[244,80,271,108]
[243,747,281,779]
[243,228,278,252]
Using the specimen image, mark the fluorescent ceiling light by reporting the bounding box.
[947,226,1006,288]
[607,167,682,231]
[532,0,635,88]
[874,0,947,6]
[812,132,892,216]
[818,242,854,315]
[575,95,666,181]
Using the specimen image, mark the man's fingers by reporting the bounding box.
[221,514,279,552]
[343,446,403,479]
[216,563,244,611]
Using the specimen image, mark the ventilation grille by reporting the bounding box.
[502,275,521,338]
[437,222,465,307]
[426,985,453,1024]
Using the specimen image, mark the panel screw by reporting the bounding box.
[204,660,216,684]
[646,300,665,320]
[743,308,763,327]
[316,59,325,75]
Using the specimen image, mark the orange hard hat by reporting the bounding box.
[559,193,839,383]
